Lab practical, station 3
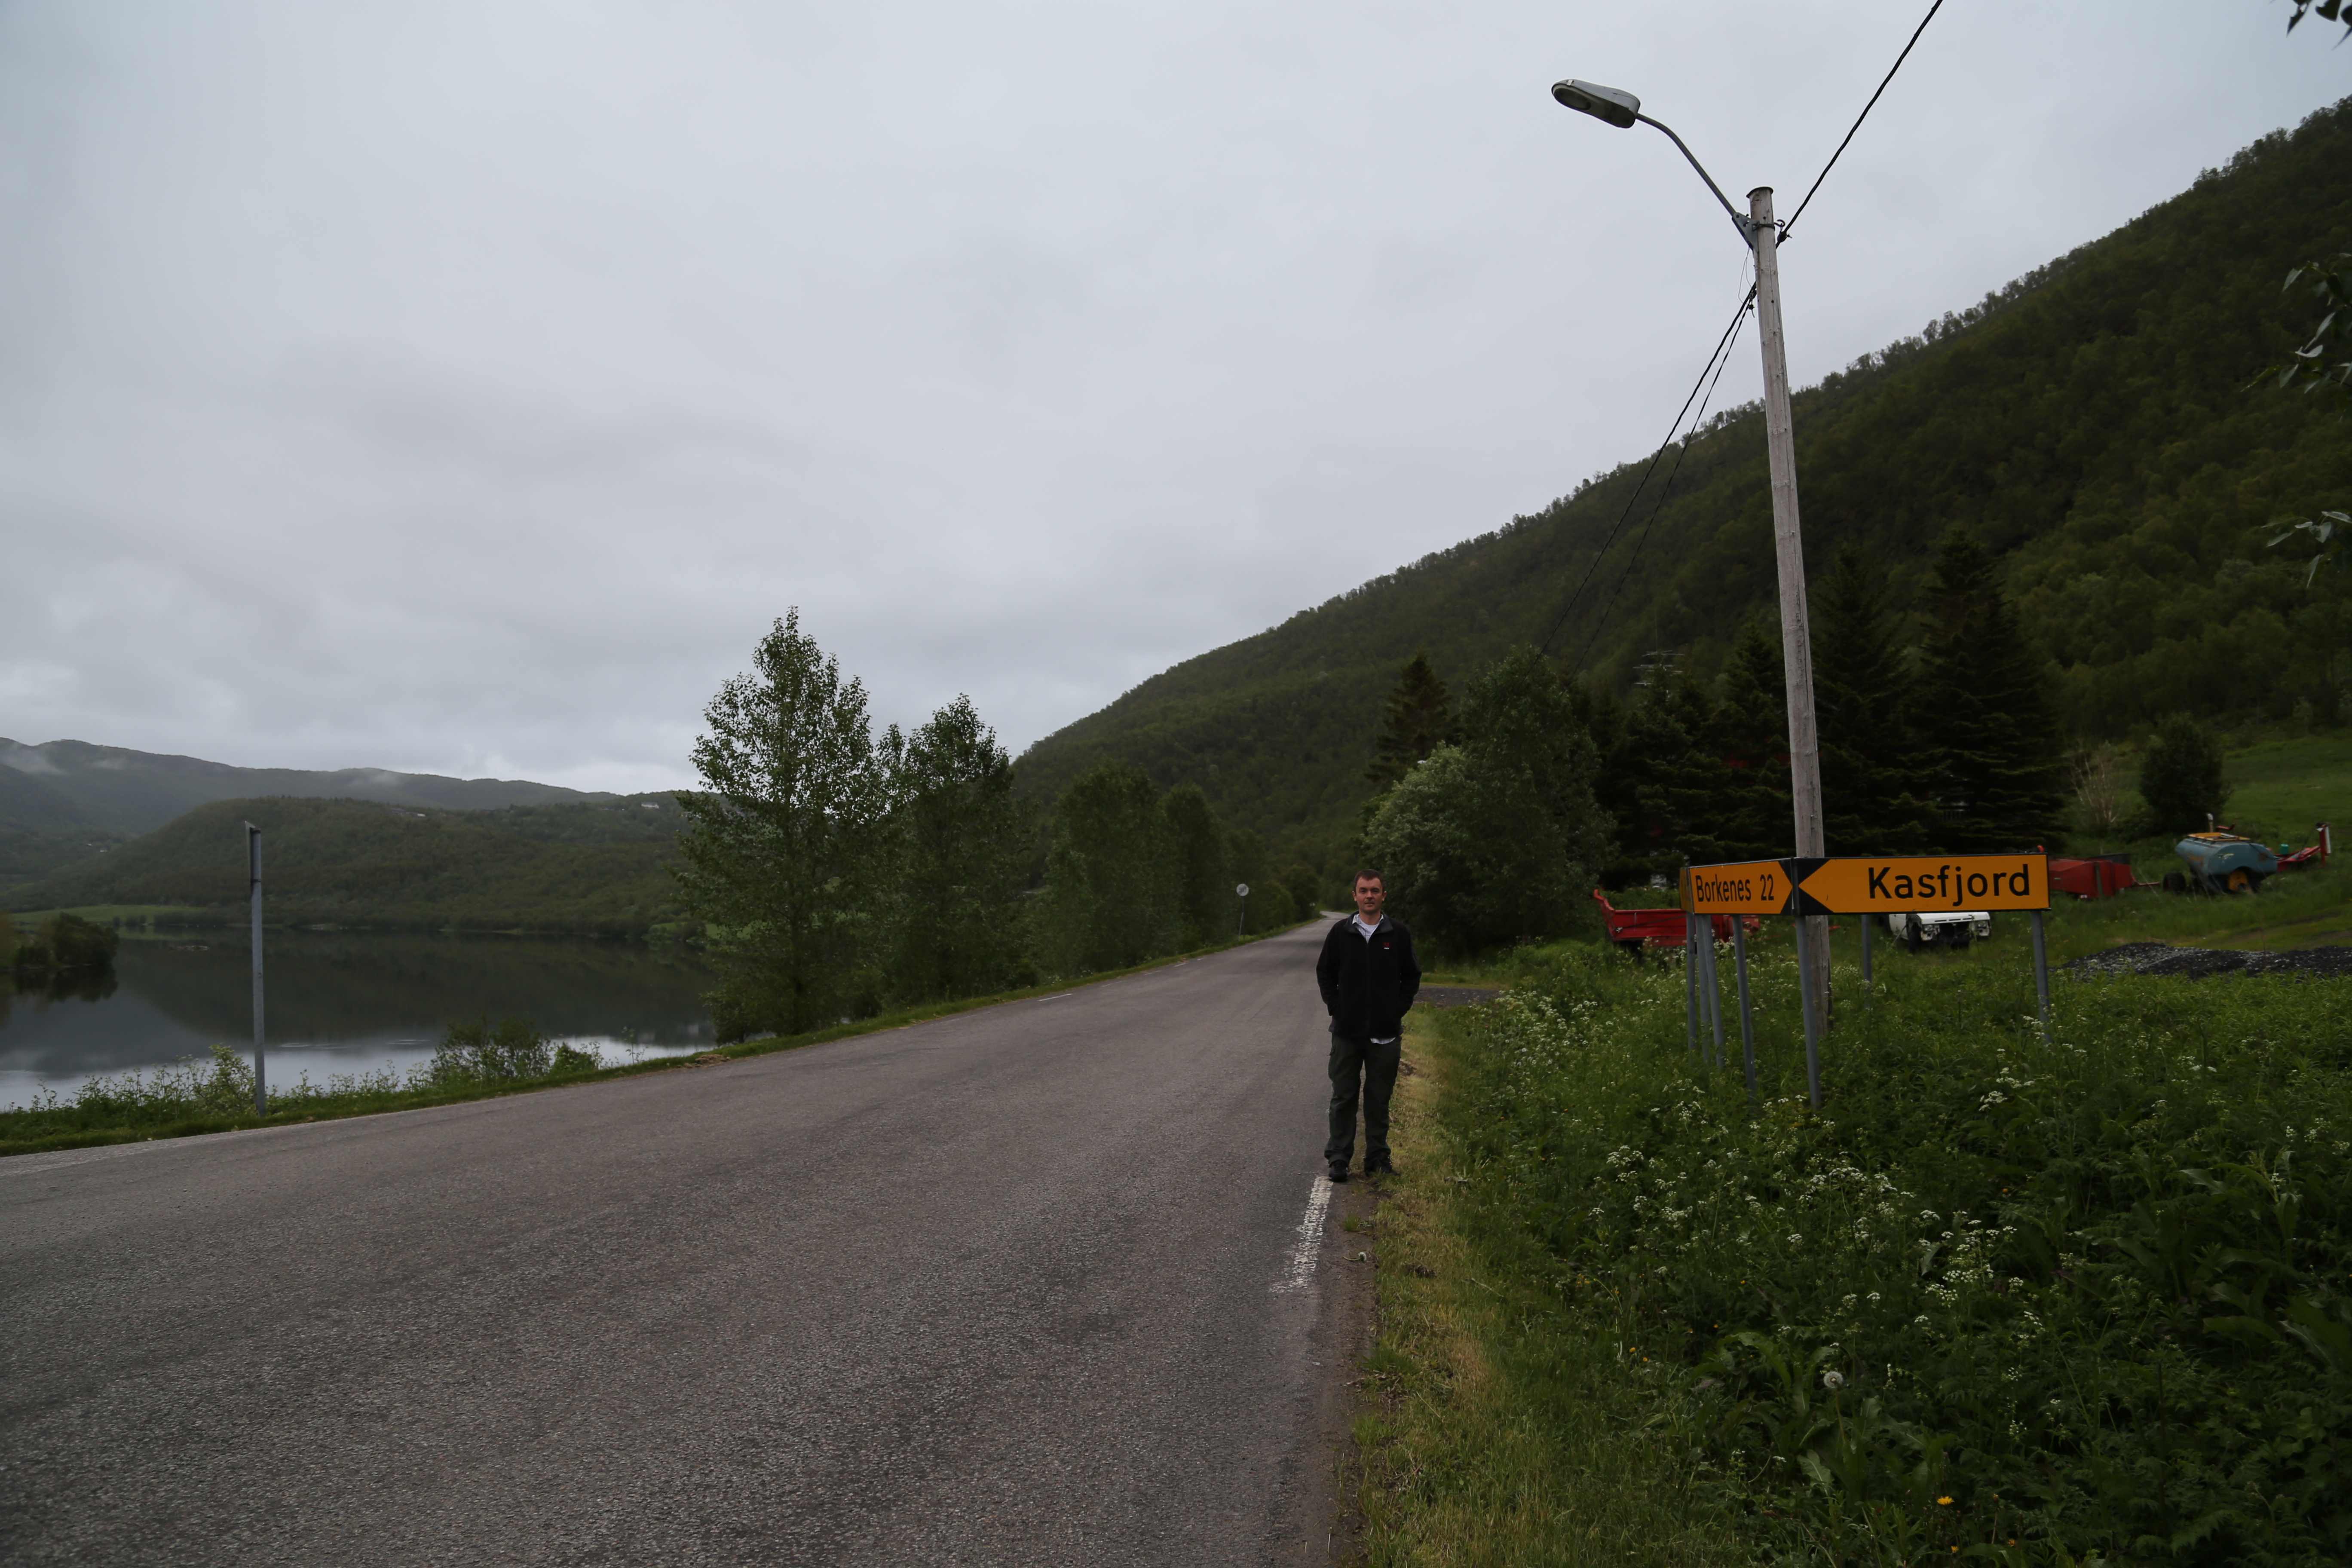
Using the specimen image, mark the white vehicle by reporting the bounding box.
[1883,910,1991,949]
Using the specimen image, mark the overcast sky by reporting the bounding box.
[0,2,2343,793]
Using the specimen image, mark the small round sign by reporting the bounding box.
[1235,883,1250,898]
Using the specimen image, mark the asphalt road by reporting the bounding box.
[1,921,1366,1566]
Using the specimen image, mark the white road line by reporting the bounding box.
[1269,1174,1333,1293]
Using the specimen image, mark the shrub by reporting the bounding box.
[428,1016,558,1084]
[2137,714,2230,835]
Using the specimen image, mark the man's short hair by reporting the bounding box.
[1353,867,1385,887]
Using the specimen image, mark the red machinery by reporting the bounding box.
[2048,852,2144,900]
[1593,889,1757,952]
[2280,822,2334,873]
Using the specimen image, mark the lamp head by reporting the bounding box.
[1551,78,1639,129]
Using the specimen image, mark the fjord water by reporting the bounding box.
[0,931,717,1107]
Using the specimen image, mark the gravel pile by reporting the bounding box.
[2064,942,2352,980]
[1416,986,1501,1009]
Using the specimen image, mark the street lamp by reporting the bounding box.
[1552,77,1831,1034]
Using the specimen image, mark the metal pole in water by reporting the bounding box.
[1794,916,1822,1109]
[1733,921,1757,1105]
[246,822,266,1117]
[2031,908,2051,1030]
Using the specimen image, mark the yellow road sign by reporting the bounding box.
[1791,854,2049,915]
[1682,860,1793,916]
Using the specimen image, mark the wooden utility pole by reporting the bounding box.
[1747,186,1830,1025]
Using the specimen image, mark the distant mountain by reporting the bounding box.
[7,795,685,935]
[0,738,611,836]
[1014,98,2352,871]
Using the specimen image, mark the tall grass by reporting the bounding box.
[1441,937,2352,1565]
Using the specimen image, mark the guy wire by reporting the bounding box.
[1571,287,1754,676]
[1537,280,1758,657]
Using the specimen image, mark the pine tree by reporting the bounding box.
[1366,651,1456,786]
[675,609,889,1040]
[1813,548,1931,854]
[1913,529,2069,852]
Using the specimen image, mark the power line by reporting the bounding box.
[1540,0,1942,664]
[1782,0,1945,239]
[1537,280,1758,657]
[1571,289,1754,674]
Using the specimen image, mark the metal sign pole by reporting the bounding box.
[1684,912,1700,1056]
[2030,909,2051,1030]
[246,822,266,1118]
[1860,909,1871,996]
[1733,922,1757,1105]
[1793,915,1822,1109]
[1703,922,1726,1068]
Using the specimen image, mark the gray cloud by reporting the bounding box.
[0,0,2343,790]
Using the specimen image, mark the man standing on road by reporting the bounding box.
[1315,869,1421,1183]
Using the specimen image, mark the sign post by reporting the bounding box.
[1684,854,2051,1109]
[1683,913,1700,1057]
[1731,920,1757,1103]
[2030,909,2050,1027]
[1234,883,1250,939]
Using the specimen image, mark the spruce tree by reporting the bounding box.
[1813,548,1930,854]
[1702,618,1793,861]
[1366,651,1456,786]
[881,695,1031,1003]
[1913,528,2069,852]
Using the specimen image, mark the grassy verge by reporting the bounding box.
[1359,882,2352,1565]
[0,922,1311,1159]
[1348,1009,1746,1567]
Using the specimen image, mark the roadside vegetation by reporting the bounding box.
[1358,866,2352,1565]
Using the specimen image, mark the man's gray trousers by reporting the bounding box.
[1324,1033,1400,1167]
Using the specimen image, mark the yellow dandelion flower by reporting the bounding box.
[1937,1496,1954,1506]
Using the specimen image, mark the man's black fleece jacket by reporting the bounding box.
[1316,915,1422,1038]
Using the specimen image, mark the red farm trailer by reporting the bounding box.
[1593,889,1756,952]
[2047,853,2144,900]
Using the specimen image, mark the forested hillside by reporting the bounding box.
[6,796,683,934]
[1016,98,2352,873]
[0,737,611,835]
[0,738,619,899]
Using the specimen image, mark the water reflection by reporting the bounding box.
[0,930,716,1106]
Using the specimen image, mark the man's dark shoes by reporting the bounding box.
[1365,1153,1396,1178]
[1327,1159,1351,1183]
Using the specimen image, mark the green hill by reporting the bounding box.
[1014,98,2352,873]
[0,737,612,836]
[6,796,686,935]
